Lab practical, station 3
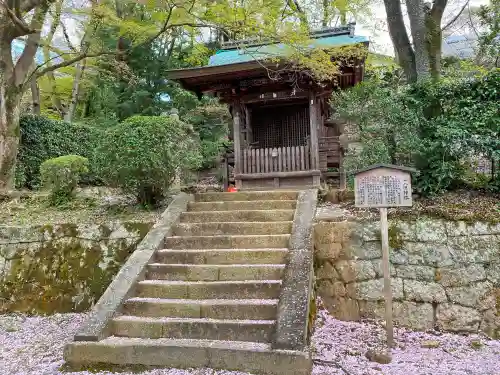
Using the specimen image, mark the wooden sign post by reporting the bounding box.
[353,164,416,348]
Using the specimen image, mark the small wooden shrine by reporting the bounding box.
[167,24,368,190]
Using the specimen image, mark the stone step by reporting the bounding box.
[174,221,293,236]
[65,337,312,375]
[136,280,282,299]
[155,249,289,265]
[111,316,274,342]
[188,200,296,212]
[195,191,299,202]
[180,210,295,223]
[147,264,285,281]
[165,235,290,250]
[123,298,279,319]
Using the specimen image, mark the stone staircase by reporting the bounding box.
[65,191,315,375]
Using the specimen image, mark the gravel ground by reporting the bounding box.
[1,310,499,375]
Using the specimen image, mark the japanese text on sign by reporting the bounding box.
[354,169,412,208]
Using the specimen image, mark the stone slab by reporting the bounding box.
[155,249,289,265]
[72,193,192,341]
[274,189,317,351]
[64,337,312,375]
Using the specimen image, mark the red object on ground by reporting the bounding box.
[228,187,238,192]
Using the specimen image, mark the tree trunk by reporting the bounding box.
[428,0,447,79]
[322,0,330,27]
[43,0,65,118]
[383,0,417,82]
[0,81,22,190]
[406,0,431,80]
[64,59,86,122]
[31,79,41,115]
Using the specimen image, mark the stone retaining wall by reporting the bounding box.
[314,218,500,338]
[0,221,153,314]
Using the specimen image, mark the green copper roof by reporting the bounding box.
[208,34,369,66]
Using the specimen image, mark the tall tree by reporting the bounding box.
[0,0,211,188]
[383,0,460,81]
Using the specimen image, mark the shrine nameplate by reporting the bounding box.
[354,167,413,208]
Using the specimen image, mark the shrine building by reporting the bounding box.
[166,24,369,190]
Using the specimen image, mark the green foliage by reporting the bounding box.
[184,102,231,169]
[95,116,202,206]
[17,115,102,189]
[40,155,89,205]
[333,69,500,195]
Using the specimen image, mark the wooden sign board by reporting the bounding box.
[352,164,416,348]
[354,166,413,208]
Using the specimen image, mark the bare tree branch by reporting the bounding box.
[468,2,480,38]
[33,51,115,78]
[442,0,468,31]
[20,0,47,12]
[60,19,77,52]
[13,4,49,85]
[0,0,37,35]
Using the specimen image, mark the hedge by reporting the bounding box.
[17,115,102,188]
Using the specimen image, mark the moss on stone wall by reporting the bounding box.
[0,221,153,314]
[387,223,404,249]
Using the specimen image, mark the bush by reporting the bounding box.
[184,103,231,169]
[40,155,89,205]
[332,69,500,196]
[95,116,202,206]
[18,115,102,188]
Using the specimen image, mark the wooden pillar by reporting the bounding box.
[244,106,252,145]
[309,92,320,186]
[233,103,243,189]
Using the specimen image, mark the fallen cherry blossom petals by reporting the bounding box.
[1,309,499,375]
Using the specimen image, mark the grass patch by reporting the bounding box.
[337,190,500,224]
[0,188,165,226]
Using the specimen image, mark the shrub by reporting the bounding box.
[95,116,202,206]
[184,103,231,169]
[332,69,500,196]
[17,115,102,188]
[40,155,89,205]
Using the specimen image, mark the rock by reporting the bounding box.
[324,189,340,204]
[347,278,404,301]
[316,261,339,280]
[404,280,447,303]
[470,340,483,349]
[365,349,392,364]
[395,265,435,281]
[448,235,500,264]
[359,301,434,331]
[438,265,486,287]
[390,249,409,265]
[403,242,453,267]
[354,222,380,241]
[371,259,397,278]
[486,263,500,284]
[322,296,360,321]
[413,219,447,243]
[315,242,343,261]
[317,279,346,298]
[436,303,481,332]
[350,241,382,260]
[393,302,434,330]
[446,282,493,308]
[421,340,441,348]
[336,260,377,283]
[480,308,500,339]
[314,222,353,245]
